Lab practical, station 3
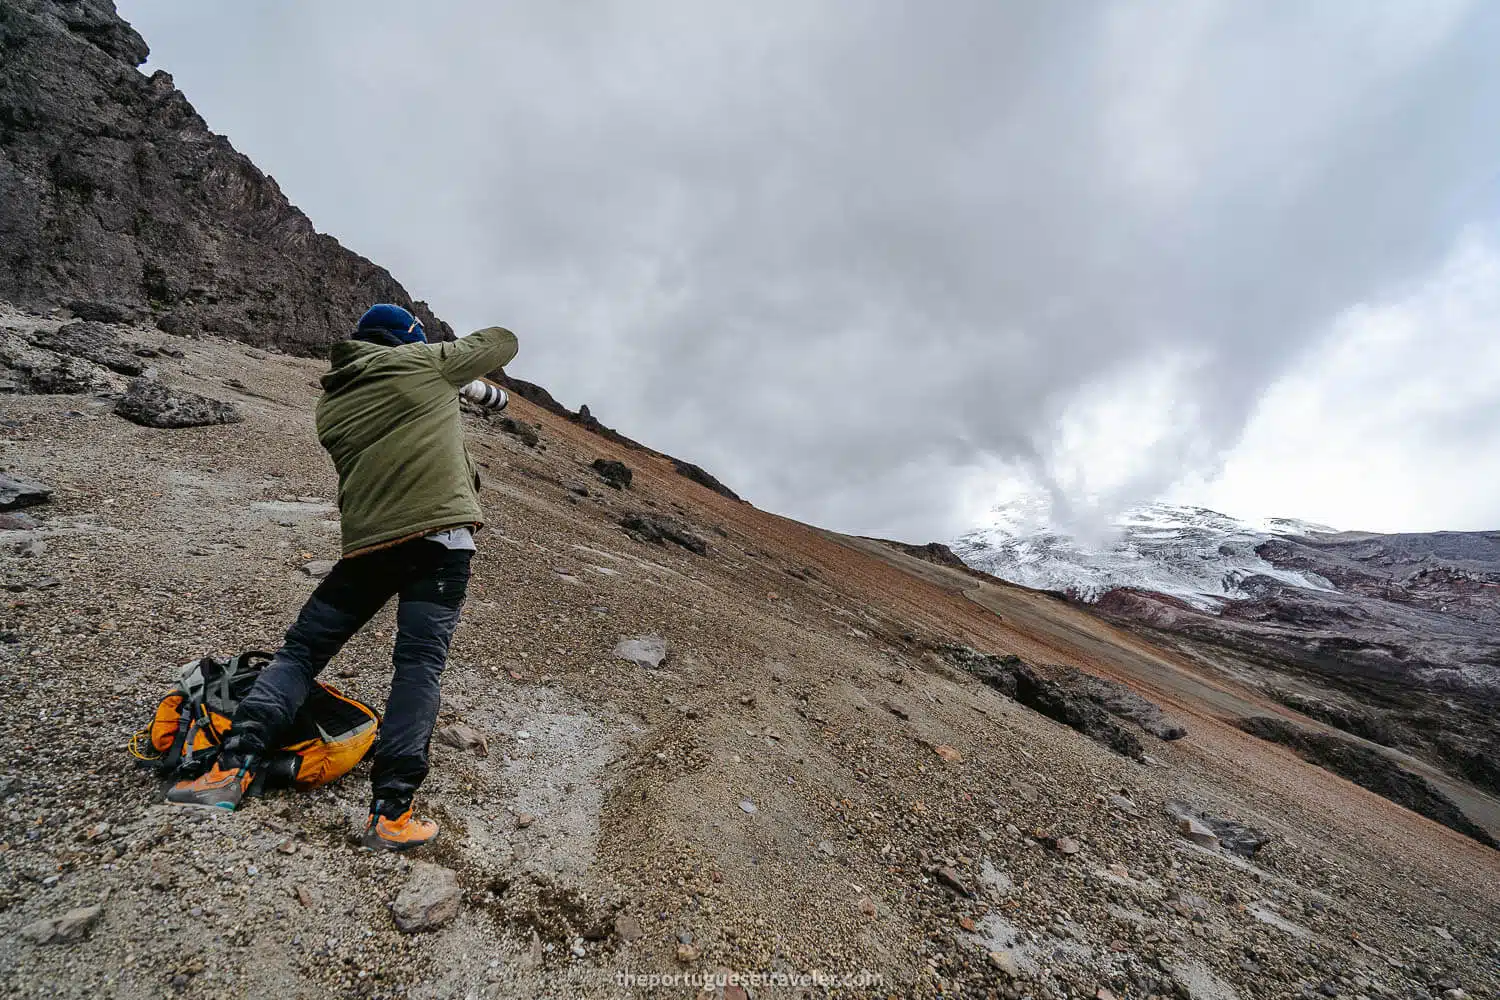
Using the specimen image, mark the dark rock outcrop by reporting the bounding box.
[0,472,52,509]
[495,416,539,448]
[620,514,708,556]
[1011,664,1145,760]
[1237,716,1496,848]
[874,537,1004,584]
[1055,666,1188,741]
[21,355,113,394]
[1164,800,1272,858]
[64,298,143,324]
[944,645,1150,760]
[1091,530,1500,800]
[31,321,143,375]
[1266,689,1396,747]
[592,459,632,490]
[882,539,971,571]
[114,378,241,428]
[0,0,449,354]
[670,458,741,501]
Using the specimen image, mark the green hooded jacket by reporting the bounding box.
[315,326,520,557]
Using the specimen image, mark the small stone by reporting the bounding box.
[933,744,963,763]
[987,950,1020,977]
[391,862,461,933]
[1097,990,1118,1000]
[934,866,972,897]
[676,943,699,963]
[614,915,644,941]
[1177,816,1220,849]
[817,840,836,856]
[521,932,543,968]
[1107,794,1139,816]
[1053,836,1081,856]
[614,634,668,669]
[295,885,314,907]
[739,799,757,815]
[959,916,976,931]
[301,560,336,579]
[435,722,488,756]
[51,905,103,943]
[858,896,877,917]
[516,813,536,829]
[277,839,297,855]
[84,822,112,842]
[570,937,586,958]
[0,513,39,530]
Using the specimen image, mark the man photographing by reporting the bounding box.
[168,304,517,851]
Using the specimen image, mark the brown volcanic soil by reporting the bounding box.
[1,306,1497,999]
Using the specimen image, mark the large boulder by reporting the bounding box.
[114,378,241,428]
[0,472,52,510]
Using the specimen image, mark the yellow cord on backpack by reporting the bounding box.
[128,727,163,761]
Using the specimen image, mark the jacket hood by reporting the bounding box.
[321,339,388,393]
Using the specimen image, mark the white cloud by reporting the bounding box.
[117,0,1500,539]
[1173,232,1500,531]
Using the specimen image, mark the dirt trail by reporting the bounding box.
[1,312,1496,999]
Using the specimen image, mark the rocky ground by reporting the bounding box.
[1,302,1497,999]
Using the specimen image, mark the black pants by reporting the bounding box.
[228,537,473,809]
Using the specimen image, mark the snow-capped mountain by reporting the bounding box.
[952,501,1336,610]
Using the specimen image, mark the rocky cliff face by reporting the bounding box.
[1092,530,1500,803]
[0,0,449,352]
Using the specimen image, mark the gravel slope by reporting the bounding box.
[1,307,1496,999]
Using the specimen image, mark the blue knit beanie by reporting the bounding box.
[355,304,426,344]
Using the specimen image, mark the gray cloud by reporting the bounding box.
[118,1,1500,538]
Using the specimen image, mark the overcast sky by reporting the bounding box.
[117,1,1500,539]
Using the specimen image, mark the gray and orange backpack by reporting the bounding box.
[133,651,378,793]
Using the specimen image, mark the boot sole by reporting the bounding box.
[359,831,438,852]
[164,796,241,810]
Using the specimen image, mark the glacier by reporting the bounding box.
[951,500,1337,610]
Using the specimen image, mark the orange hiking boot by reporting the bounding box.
[361,802,440,852]
[165,755,257,810]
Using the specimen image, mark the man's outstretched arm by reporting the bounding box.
[431,326,519,386]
